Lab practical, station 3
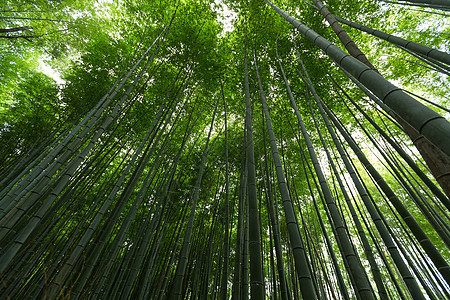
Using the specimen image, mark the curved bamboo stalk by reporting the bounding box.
[309,0,450,200]
[312,0,377,71]
[264,0,450,159]
[335,15,450,66]
[387,0,450,10]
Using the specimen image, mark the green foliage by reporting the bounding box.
[0,0,449,298]
[0,70,59,157]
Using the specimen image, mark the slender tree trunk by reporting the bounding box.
[255,48,317,300]
[386,0,450,10]
[220,82,230,300]
[278,49,375,298]
[312,0,378,71]
[261,110,291,300]
[333,15,450,66]
[294,139,350,300]
[169,93,220,300]
[244,25,265,299]
[0,26,31,33]
[232,126,247,300]
[304,91,388,299]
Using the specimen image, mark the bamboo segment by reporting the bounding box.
[264,0,450,158]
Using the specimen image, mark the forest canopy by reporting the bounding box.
[0,0,449,299]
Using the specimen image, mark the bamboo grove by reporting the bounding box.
[0,0,449,298]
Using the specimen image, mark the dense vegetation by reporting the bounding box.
[0,0,449,298]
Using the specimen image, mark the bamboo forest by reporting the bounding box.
[1,0,450,298]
